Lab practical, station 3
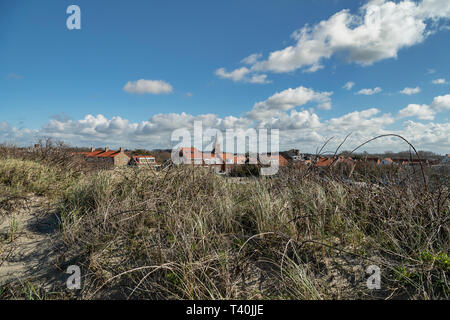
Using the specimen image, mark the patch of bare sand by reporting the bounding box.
[0,196,66,291]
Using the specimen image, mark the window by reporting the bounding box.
[138,157,155,164]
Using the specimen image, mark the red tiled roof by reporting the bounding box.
[278,155,289,166]
[73,150,104,157]
[316,157,333,167]
[180,147,246,165]
[77,150,124,158]
[96,151,122,158]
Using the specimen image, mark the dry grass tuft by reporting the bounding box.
[0,142,448,300]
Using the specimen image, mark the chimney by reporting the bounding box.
[120,147,124,153]
[90,147,95,152]
[105,147,109,152]
[212,133,221,155]
[34,144,39,150]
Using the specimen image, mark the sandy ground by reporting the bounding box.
[0,196,66,290]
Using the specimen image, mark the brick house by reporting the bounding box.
[78,147,130,167]
[177,146,247,174]
[282,149,302,162]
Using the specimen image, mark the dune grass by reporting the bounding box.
[57,165,449,299]
[0,144,448,300]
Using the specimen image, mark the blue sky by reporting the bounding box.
[1,0,449,153]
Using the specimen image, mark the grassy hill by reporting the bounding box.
[0,144,448,299]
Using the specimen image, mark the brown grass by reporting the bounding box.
[0,142,449,300]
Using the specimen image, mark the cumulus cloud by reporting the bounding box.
[398,94,450,120]
[2,88,449,153]
[303,64,324,73]
[327,108,394,131]
[266,110,321,130]
[400,121,450,150]
[343,81,355,90]
[432,94,450,112]
[399,86,421,95]
[247,86,333,120]
[38,113,219,148]
[216,0,450,82]
[241,53,262,65]
[249,74,271,84]
[398,104,435,120]
[356,87,382,95]
[124,79,173,95]
[215,67,270,84]
[0,121,36,144]
[432,78,447,84]
[2,109,449,154]
[215,67,250,82]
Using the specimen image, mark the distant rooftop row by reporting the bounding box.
[73,146,450,173]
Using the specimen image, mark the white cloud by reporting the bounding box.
[417,0,450,19]
[215,67,250,82]
[327,108,394,132]
[398,104,435,120]
[303,64,324,73]
[0,121,35,144]
[432,78,447,84]
[397,94,450,120]
[247,86,333,120]
[431,94,450,112]
[356,87,382,95]
[401,121,450,149]
[215,67,270,84]
[249,74,271,84]
[399,86,421,95]
[217,0,450,81]
[3,107,449,154]
[124,79,173,95]
[343,81,355,90]
[266,110,322,130]
[241,53,262,65]
[2,87,449,153]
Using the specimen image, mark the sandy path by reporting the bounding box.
[0,197,66,290]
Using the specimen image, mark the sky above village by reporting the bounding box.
[1,0,449,154]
